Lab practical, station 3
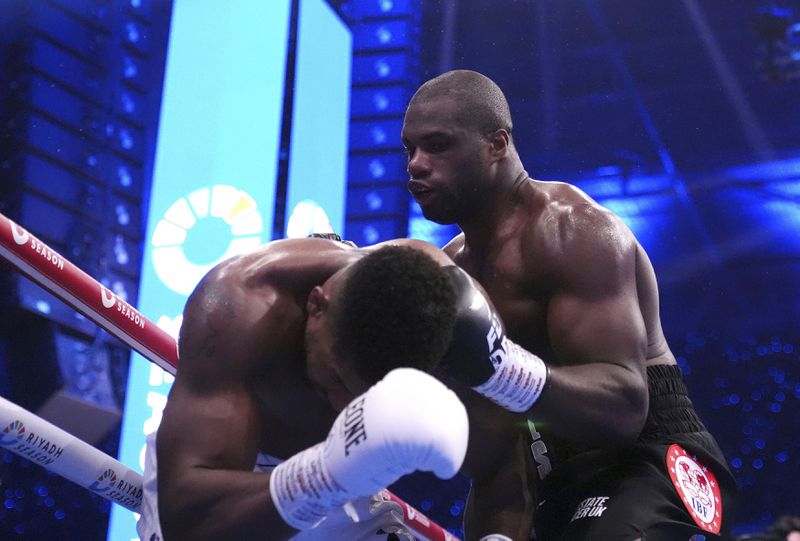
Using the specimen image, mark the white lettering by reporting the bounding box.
[28,239,64,270]
[112,297,147,329]
[570,496,609,522]
[528,421,552,480]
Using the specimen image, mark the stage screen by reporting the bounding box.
[285,0,352,238]
[107,1,292,538]
[109,0,352,537]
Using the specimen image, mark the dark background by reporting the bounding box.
[2,0,799,538]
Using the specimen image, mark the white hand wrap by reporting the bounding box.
[473,338,548,412]
[269,368,469,530]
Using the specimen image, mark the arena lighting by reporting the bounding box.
[756,3,800,81]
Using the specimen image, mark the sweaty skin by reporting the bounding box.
[156,237,533,541]
[403,85,677,537]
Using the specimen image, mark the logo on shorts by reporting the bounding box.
[570,496,610,521]
[0,420,25,446]
[666,444,722,534]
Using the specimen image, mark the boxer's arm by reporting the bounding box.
[453,391,535,541]
[462,427,535,540]
[157,270,295,540]
[532,206,649,446]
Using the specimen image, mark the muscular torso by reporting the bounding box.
[445,179,675,367]
[443,180,678,503]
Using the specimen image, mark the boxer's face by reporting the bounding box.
[304,270,367,412]
[402,95,490,224]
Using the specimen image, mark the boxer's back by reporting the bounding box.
[174,238,355,459]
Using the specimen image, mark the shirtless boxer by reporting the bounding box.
[402,70,738,540]
[140,237,534,541]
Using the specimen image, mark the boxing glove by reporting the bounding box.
[269,368,468,530]
[441,266,549,412]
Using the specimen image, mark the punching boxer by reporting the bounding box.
[140,238,534,541]
[402,69,738,540]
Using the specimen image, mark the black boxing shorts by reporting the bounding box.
[533,365,737,541]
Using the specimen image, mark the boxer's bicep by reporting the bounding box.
[545,208,647,370]
[530,215,650,444]
[163,271,265,474]
[158,374,263,482]
[156,372,285,538]
[462,425,536,541]
[156,378,265,528]
[154,273,285,538]
[547,286,647,371]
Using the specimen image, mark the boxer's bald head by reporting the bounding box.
[409,70,513,137]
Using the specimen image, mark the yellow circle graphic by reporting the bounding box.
[151,185,263,295]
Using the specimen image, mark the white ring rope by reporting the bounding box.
[0,396,143,513]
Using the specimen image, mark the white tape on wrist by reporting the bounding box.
[269,443,349,530]
[473,338,548,412]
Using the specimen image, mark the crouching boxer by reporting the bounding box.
[137,238,533,540]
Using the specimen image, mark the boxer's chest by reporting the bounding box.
[454,244,554,359]
[252,368,338,460]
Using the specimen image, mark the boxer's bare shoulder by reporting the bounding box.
[529,181,637,274]
[176,238,358,386]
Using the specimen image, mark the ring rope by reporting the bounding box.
[0,212,178,375]
[0,395,143,512]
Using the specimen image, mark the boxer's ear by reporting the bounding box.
[306,286,329,317]
[487,128,510,159]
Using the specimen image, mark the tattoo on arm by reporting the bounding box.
[179,278,241,361]
[179,321,218,360]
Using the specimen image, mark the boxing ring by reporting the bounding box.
[0,211,458,541]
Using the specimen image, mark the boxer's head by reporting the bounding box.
[403,69,515,224]
[304,246,457,410]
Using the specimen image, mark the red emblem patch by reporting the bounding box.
[666,444,722,534]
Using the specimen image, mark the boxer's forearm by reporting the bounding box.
[159,468,295,541]
[531,361,648,446]
[461,431,536,541]
[465,476,536,540]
